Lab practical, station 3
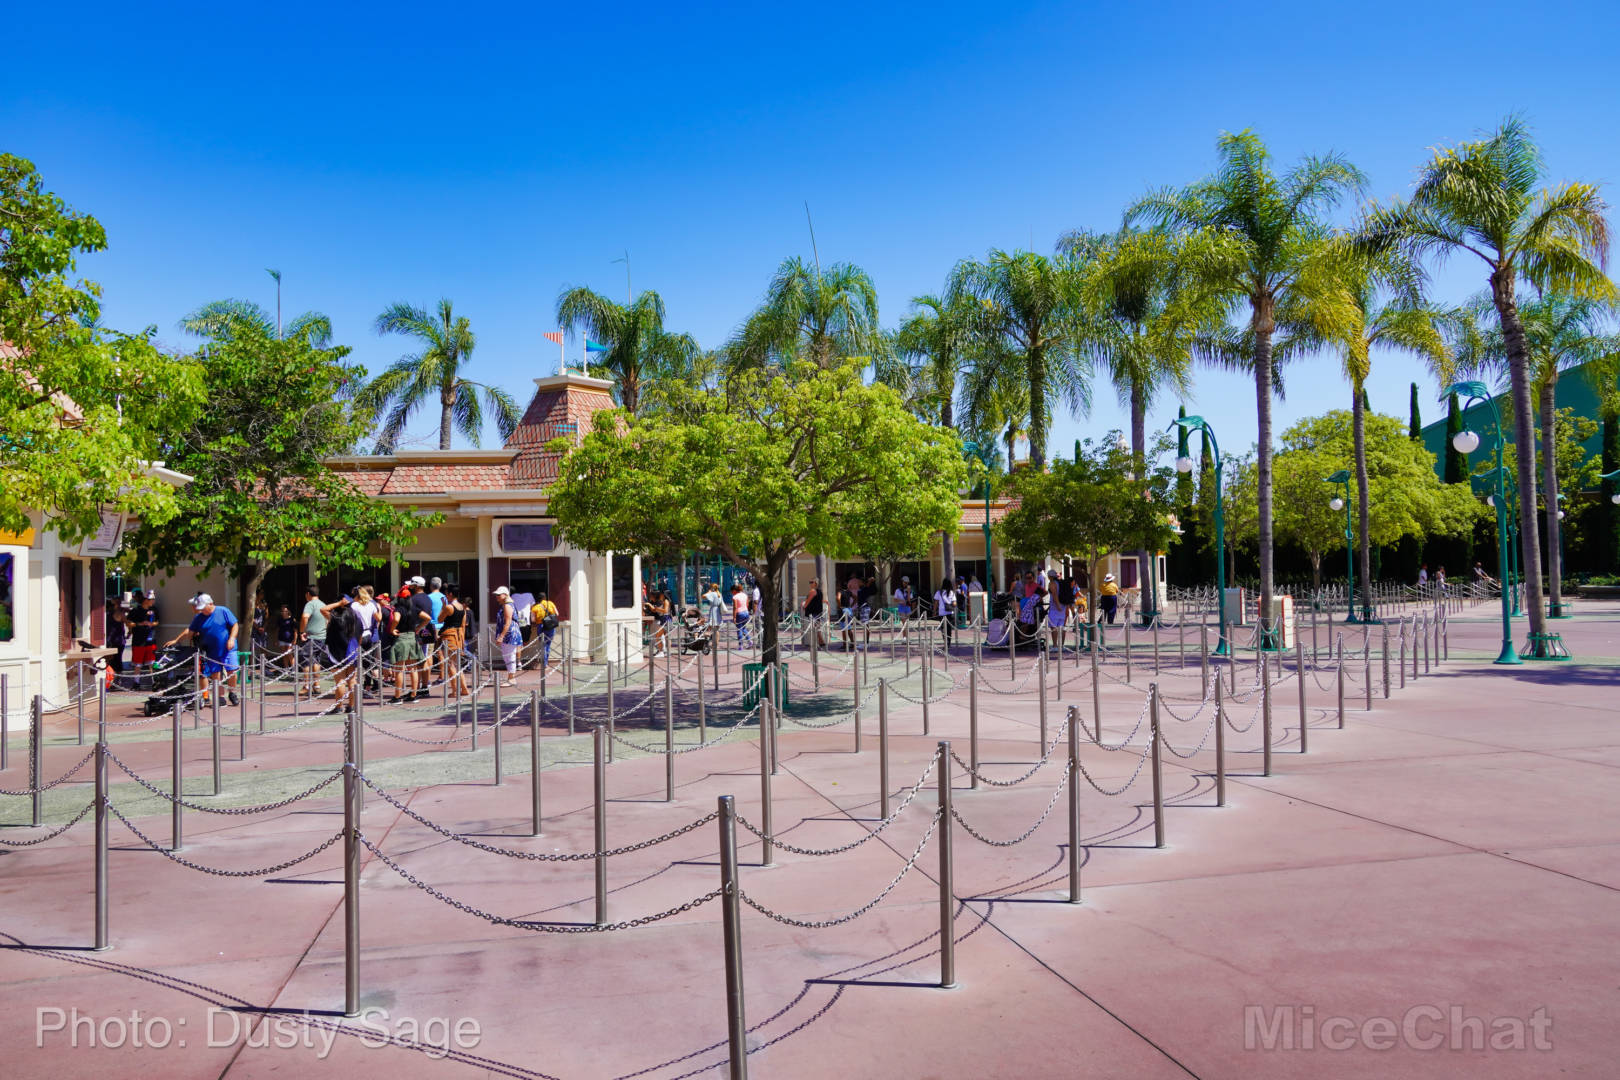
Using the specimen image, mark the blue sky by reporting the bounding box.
[7,1,1616,454]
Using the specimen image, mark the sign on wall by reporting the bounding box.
[78,511,125,558]
[498,522,556,554]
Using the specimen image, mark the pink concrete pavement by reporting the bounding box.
[3,600,1618,1077]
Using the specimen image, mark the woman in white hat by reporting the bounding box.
[1099,572,1121,625]
[493,585,521,686]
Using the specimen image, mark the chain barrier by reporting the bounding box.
[1225,697,1262,734]
[948,715,1070,788]
[1089,695,1152,751]
[951,767,1070,847]
[356,715,476,745]
[0,800,96,845]
[1073,739,1153,796]
[106,801,344,876]
[739,810,941,929]
[735,754,939,856]
[1158,714,1218,760]
[104,749,344,814]
[0,748,98,796]
[360,834,722,932]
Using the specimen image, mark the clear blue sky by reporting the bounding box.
[7,1,1616,454]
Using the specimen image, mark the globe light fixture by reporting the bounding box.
[1453,429,1481,454]
[1557,509,1566,520]
[1485,494,1494,507]
[1445,380,1521,664]
[1612,493,1620,505]
[1330,496,1345,512]
[1175,455,1194,474]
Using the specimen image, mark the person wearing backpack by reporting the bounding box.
[933,578,958,645]
[531,591,560,666]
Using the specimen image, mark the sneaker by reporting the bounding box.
[228,692,240,706]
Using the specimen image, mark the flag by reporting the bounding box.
[586,339,611,353]
[542,331,564,346]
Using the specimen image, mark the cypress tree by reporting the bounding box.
[1601,407,1620,571]
[1408,382,1422,440]
[1362,386,1371,413]
[1444,392,1468,484]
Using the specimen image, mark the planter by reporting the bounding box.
[1577,585,1620,599]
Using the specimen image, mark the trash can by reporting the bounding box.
[741,662,789,711]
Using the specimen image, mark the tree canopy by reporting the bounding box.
[0,154,203,543]
[546,361,965,663]
[123,317,435,607]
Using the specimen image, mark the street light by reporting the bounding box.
[1169,415,1229,657]
[1605,467,1620,504]
[962,438,997,595]
[1323,469,1361,623]
[1444,381,1521,665]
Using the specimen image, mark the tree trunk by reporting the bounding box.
[815,554,828,602]
[759,562,784,667]
[439,393,454,451]
[1353,387,1373,617]
[1027,344,1047,469]
[238,560,268,629]
[1540,377,1562,615]
[1130,380,1152,617]
[1491,272,1547,643]
[941,531,955,587]
[1310,553,1321,593]
[1252,299,1276,633]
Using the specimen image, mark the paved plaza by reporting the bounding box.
[3,603,1618,1078]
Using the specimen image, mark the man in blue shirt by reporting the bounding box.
[165,593,240,707]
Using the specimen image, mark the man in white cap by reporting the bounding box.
[164,593,240,707]
[894,575,914,620]
[493,585,521,685]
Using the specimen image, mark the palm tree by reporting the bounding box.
[1287,248,1450,619]
[181,300,331,346]
[1454,292,1618,616]
[896,293,980,580]
[555,287,698,417]
[1129,131,1365,632]
[361,300,519,452]
[1359,117,1613,646]
[947,250,1089,469]
[729,256,884,371]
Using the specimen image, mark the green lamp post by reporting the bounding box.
[1169,415,1229,657]
[1481,469,1523,617]
[1445,381,1521,665]
[1323,469,1359,624]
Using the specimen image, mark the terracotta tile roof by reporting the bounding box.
[507,384,617,488]
[383,464,512,494]
[960,504,1013,526]
[343,470,391,497]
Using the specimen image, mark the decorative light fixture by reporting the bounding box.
[1453,429,1481,454]
[1175,455,1194,474]
[1330,496,1345,511]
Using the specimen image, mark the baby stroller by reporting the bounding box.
[141,643,199,715]
[679,610,715,655]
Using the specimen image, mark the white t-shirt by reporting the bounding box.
[733,592,750,617]
[934,590,956,617]
[350,600,379,638]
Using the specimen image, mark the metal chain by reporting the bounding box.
[1074,740,1153,796]
[734,754,939,855]
[107,801,343,876]
[1090,695,1152,751]
[739,810,941,928]
[948,715,1070,788]
[105,749,343,814]
[951,767,1071,847]
[1158,714,1218,759]
[360,834,721,931]
[0,748,97,796]
[1225,697,1261,734]
[0,799,96,845]
[356,715,476,745]
[357,772,718,860]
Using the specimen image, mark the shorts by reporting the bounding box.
[300,638,329,667]
[439,627,465,654]
[202,653,239,678]
[131,645,157,665]
[391,635,423,664]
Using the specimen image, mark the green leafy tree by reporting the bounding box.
[124,317,437,612]
[360,299,520,451]
[728,256,884,372]
[1359,116,1614,646]
[546,361,965,664]
[1130,130,1366,633]
[949,249,1089,468]
[556,286,699,416]
[997,436,1176,618]
[0,154,203,542]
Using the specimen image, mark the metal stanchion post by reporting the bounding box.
[1037,651,1047,755]
[1149,684,1164,848]
[1124,621,1133,683]
[606,660,616,764]
[1261,641,1272,777]
[1214,676,1226,807]
[1,672,7,771]
[258,654,266,733]
[529,691,542,836]
[852,660,862,753]
[1053,621,1062,702]
[98,674,107,746]
[566,639,575,737]
[811,616,819,690]
[593,726,608,925]
[1424,611,1432,674]
[1398,620,1407,690]
[1200,624,1209,699]
[717,796,748,1080]
[343,761,360,1017]
[757,679,774,867]
[93,740,109,950]
[969,666,979,791]
[1067,706,1080,904]
[1297,641,1307,755]
[1152,619,1160,676]
[937,741,957,989]
[170,703,183,849]
[193,652,202,730]
[210,692,222,796]
[1179,620,1186,671]
[878,679,890,819]
[1364,638,1372,712]
[1090,638,1102,742]
[484,675,495,756]
[697,648,706,743]
[291,644,300,722]
[766,665,779,777]
[1336,638,1345,729]
[1381,624,1391,699]
[493,676,503,784]
[665,674,675,802]
[921,641,932,737]
[31,694,43,826]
